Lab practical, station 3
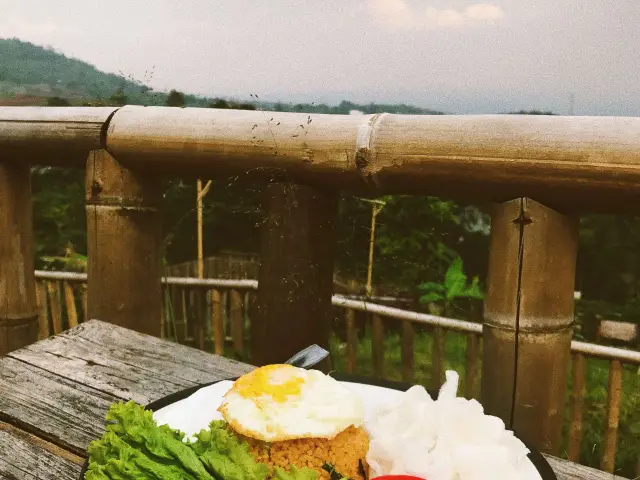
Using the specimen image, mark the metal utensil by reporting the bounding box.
[284,344,329,369]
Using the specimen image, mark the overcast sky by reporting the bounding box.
[1,0,639,115]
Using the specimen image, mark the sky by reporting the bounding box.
[1,0,639,116]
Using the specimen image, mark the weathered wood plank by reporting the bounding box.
[8,320,253,405]
[0,357,117,455]
[545,455,626,480]
[0,421,82,480]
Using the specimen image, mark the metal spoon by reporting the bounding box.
[285,344,330,369]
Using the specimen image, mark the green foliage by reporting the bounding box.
[334,195,490,297]
[266,99,443,115]
[507,110,556,115]
[208,98,256,110]
[167,89,186,107]
[31,167,87,266]
[109,89,128,106]
[46,96,70,106]
[418,256,484,309]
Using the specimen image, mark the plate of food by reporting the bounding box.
[80,362,557,479]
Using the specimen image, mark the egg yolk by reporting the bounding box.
[232,364,305,403]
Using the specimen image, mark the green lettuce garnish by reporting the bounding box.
[85,400,319,480]
[191,420,270,480]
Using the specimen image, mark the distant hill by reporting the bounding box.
[0,37,445,114]
[0,38,210,106]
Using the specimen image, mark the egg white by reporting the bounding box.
[218,364,364,442]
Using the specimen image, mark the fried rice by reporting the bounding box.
[236,426,370,479]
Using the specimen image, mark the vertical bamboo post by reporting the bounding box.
[601,359,623,473]
[482,198,578,455]
[431,327,446,390]
[365,200,385,297]
[36,280,50,340]
[567,353,586,461]
[345,308,357,373]
[372,314,384,378]
[252,183,338,367]
[230,289,244,357]
[63,282,78,329]
[85,149,162,336]
[211,289,224,355]
[47,281,63,334]
[401,321,414,383]
[0,161,38,354]
[465,333,479,399]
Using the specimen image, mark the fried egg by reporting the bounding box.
[218,364,364,442]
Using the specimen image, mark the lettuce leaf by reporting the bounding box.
[86,400,319,480]
[191,420,269,480]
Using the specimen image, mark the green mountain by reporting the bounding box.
[0,37,210,106]
[0,37,445,114]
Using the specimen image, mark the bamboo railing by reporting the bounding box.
[4,106,640,474]
[33,271,640,475]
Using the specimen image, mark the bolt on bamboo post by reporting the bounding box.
[482,198,578,455]
[85,149,163,336]
[0,161,38,354]
[251,183,338,367]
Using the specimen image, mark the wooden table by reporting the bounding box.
[0,320,623,480]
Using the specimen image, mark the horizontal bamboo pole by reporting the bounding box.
[0,106,118,167]
[105,106,640,212]
[4,106,640,211]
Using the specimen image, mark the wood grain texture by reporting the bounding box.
[545,455,627,480]
[8,320,253,405]
[0,421,82,480]
[0,357,117,455]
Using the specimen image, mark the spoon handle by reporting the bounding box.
[285,344,330,369]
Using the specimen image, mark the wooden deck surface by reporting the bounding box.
[0,320,626,479]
